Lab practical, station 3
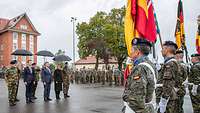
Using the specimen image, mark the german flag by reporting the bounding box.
[125,0,157,56]
[196,24,200,54]
[175,0,185,49]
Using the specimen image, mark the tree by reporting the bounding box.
[76,7,127,70]
[77,12,109,70]
[105,6,127,70]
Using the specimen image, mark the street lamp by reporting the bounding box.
[71,17,77,69]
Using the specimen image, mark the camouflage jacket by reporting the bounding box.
[123,56,155,112]
[156,57,180,100]
[5,66,19,83]
[62,66,70,84]
[188,62,200,90]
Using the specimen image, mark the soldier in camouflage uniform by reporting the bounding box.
[5,60,19,106]
[106,66,113,86]
[101,69,106,85]
[156,41,179,113]
[188,53,200,113]
[122,38,156,113]
[62,62,70,98]
[174,50,188,113]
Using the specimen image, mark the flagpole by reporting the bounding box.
[151,0,163,49]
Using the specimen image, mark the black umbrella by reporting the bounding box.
[36,50,54,57]
[53,55,72,62]
[11,49,33,56]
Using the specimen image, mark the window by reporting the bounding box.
[20,25,27,30]
[29,35,34,53]
[12,56,18,60]
[13,32,18,43]
[22,56,26,63]
[21,34,26,50]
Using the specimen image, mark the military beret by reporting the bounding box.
[65,62,68,65]
[191,53,200,57]
[10,60,17,64]
[163,41,178,49]
[132,38,152,47]
[175,50,184,54]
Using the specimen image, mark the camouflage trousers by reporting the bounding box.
[189,92,200,113]
[157,100,176,113]
[63,83,69,95]
[175,95,184,113]
[7,82,17,104]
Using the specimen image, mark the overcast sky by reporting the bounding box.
[0,0,199,63]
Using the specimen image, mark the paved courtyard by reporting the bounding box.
[0,79,193,113]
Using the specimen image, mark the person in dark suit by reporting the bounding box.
[53,64,63,100]
[41,62,52,101]
[23,60,34,104]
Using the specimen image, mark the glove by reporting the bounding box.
[24,82,27,85]
[192,85,198,96]
[156,63,161,71]
[159,97,169,113]
[43,82,46,86]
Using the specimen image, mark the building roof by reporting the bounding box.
[0,13,40,35]
[75,55,118,65]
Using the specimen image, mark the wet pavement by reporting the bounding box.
[0,79,193,113]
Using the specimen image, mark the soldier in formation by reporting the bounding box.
[188,53,200,113]
[122,38,156,113]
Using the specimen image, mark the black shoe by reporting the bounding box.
[30,100,34,103]
[47,98,52,101]
[26,101,30,104]
[32,97,37,99]
[56,97,61,100]
[66,95,70,98]
[15,99,20,102]
[44,98,48,102]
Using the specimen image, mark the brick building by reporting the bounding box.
[0,13,40,66]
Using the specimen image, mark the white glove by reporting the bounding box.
[24,82,27,85]
[156,63,161,71]
[43,82,46,85]
[192,85,198,96]
[159,97,169,113]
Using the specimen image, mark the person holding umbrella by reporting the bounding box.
[53,64,63,100]
[41,62,52,101]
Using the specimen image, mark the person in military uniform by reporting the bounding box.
[32,63,40,99]
[62,62,70,98]
[188,53,200,113]
[122,38,156,113]
[53,64,63,100]
[174,50,188,113]
[106,66,113,86]
[15,62,22,102]
[156,41,180,113]
[5,60,19,106]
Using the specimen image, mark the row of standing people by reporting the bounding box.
[4,60,71,106]
[122,38,200,113]
[72,67,124,86]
